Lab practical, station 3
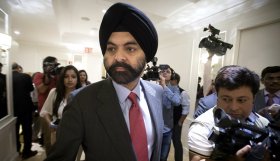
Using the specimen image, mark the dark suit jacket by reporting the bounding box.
[253,89,266,112]
[46,78,164,161]
[12,71,34,116]
[193,93,217,119]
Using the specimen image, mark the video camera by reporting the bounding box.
[43,62,60,75]
[142,57,169,81]
[208,108,280,161]
[199,24,233,56]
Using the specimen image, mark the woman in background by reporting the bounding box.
[40,65,81,147]
[79,69,91,87]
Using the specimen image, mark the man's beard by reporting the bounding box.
[105,60,145,84]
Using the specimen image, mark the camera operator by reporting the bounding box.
[187,65,270,161]
[158,65,181,161]
[33,56,59,155]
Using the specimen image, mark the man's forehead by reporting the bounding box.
[218,87,252,96]
[265,72,280,77]
[108,32,139,45]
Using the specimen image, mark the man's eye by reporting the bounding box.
[237,98,247,103]
[127,47,136,52]
[106,47,115,52]
[221,97,231,103]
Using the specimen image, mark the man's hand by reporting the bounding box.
[228,145,251,161]
[159,74,166,87]
[236,145,251,157]
[258,104,280,118]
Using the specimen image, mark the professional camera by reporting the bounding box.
[142,57,169,81]
[43,62,60,75]
[199,24,233,56]
[208,108,280,161]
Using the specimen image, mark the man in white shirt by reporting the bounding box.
[188,65,269,161]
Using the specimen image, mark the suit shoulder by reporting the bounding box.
[141,80,162,91]
[75,79,111,97]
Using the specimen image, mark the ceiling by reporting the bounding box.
[3,0,270,52]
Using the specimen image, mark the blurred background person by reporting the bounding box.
[18,65,23,73]
[40,65,81,149]
[78,69,91,87]
[170,72,190,161]
[158,65,181,161]
[255,66,280,121]
[33,56,59,155]
[196,76,203,99]
[30,72,40,143]
[12,62,38,159]
[193,92,217,119]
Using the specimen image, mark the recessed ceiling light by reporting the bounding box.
[81,17,90,21]
[90,28,97,35]
[14,30,21,35]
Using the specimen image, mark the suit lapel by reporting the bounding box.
[95,79,136,161]
[141,80,163,161]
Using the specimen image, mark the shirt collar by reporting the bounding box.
[246,112,258,123]
[112,79,141,104]
[264,89,280,98]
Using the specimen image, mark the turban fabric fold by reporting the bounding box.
[99,2,158,63]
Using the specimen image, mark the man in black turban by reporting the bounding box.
[45,3,164,161]
[99,2,158,63]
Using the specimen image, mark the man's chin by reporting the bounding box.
[112,75,139,84]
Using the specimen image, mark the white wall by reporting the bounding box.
[9,41,104,83]
[238,21,280,75]
[156,0,280,155]
[157,0,280,119]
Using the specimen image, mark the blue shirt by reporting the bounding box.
[162,84,181,133]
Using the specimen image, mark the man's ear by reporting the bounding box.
[260,78,265,84]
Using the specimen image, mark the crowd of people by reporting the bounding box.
[4,2,279,161]
[10,58,92,160]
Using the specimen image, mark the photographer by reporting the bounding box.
[33,56,59,155]
[158,65,181,161]
[187,65,270,161]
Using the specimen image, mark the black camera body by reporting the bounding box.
[43,62,60,75]
[208,108,280,161]
[199,24,233,56]
[142,57,169,81]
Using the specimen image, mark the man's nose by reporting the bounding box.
[228,100,239,111]
[114,50,126,62]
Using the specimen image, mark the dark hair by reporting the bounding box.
[43,56,57,66]
[261,66,280,78]
[215,65,260,96]
[168,67,176,80]
[78,70,91,85]
[0,63,3,67]
[172,72,180,83]
[53,65,81,117]
[12,63,19,70]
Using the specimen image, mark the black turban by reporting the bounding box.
[99,3,158,63]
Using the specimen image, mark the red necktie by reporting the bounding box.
[128,92,148,161]
[266,93,275,106]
